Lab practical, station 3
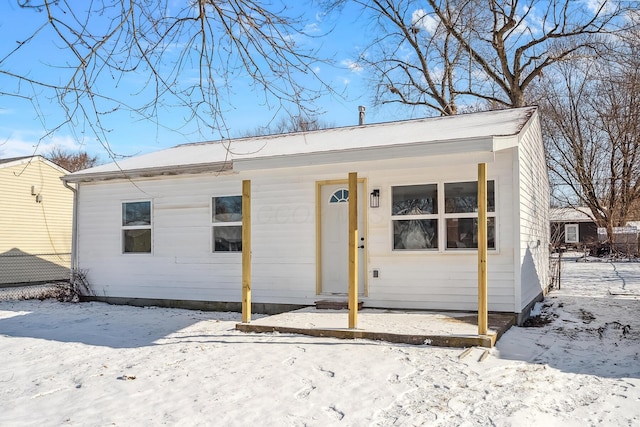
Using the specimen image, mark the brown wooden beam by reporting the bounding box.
[478,164,488,335]
[348,172,358,329]
[242,179,252,323]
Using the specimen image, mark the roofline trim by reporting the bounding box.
[233,136,498,171]
[63,161,232,183]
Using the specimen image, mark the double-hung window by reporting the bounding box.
[122,201,152,253]
[564,224,579,243]
[444,181,495,250]
[391,184,438,250]
[212,196,242,252]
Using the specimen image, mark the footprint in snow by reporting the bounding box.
[295,380,316,400]
[317,366,335,377]
[326,405,345,420]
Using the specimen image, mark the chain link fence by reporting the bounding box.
[0,251,73,301]
[0,282,71,301]
[0,251,71,286]
[549,252,562,290]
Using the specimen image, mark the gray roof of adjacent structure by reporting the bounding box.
[0,155,35,165]
[549,207,596,222]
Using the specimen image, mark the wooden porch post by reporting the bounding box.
[241,179,252,323]
[348,172,359,329]
[478,164,488,335]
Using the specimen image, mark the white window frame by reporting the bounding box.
[565,223,579,243]
[443,180,497,251]
[389,179,499,253]
[391,183,439,251]
[211,195,243,253]
[121,200,152,254]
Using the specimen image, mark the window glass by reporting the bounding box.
[444,181,495,213]
[122,201,152,253]
[122,201,151,226]
[393,219,438,250]
[213,196,242,222]
[213,226,243,252]
[212,196,242,252]
[392,184,437,215]
[329,189,349,203]
[123,229,152,253]
[446,217,495,249]
[565,224,579,243]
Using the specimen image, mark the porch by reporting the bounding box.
[236,307,516,348]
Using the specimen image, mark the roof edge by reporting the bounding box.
[0,155,70,174]
[233,136,496,171]
[63,162,232,183]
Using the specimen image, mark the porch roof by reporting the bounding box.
[63,106,537,183]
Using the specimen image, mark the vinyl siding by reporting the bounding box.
[0,158,73,283]
[77,149,519,312]
[516,114,551,311]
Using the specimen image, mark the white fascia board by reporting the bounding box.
[233,136,495,171]
[492,135,519,152]
[62,162,232,183]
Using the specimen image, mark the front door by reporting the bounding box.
[319,182,365,295]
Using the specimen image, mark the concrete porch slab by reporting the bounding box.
[236,307,516,348]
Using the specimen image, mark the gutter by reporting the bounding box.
[62,180,78,275]
[62,161,233,183]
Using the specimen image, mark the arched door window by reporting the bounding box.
[329,188,349,203]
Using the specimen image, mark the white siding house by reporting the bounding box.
[63,107,549,323]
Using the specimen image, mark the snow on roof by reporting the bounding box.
[0,155,69,174]
[65,106,537,182]
[0,155,33,165]
[550,207,596,222]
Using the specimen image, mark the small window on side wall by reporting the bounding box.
[122,201,152,253]
[565,224,579,243]
[212,196,242,252]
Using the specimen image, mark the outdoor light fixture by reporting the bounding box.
[370,189,380,208]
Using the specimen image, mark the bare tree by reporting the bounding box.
[326,0,638,115]
[352,0,466,115]
[1,1,331,159]
[45,146,99,172]
[240,114,334,137]
[538,34,640,246]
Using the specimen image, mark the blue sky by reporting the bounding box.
[0,1,422,162]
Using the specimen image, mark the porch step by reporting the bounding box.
[314,300,363,310]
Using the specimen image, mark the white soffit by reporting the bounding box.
[232,136,495,171]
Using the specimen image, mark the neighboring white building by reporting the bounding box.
[0,156,73,284]
[63,107,549,324]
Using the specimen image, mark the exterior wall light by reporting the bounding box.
[370,188,380,208]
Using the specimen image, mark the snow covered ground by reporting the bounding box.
[0,258,638,426]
